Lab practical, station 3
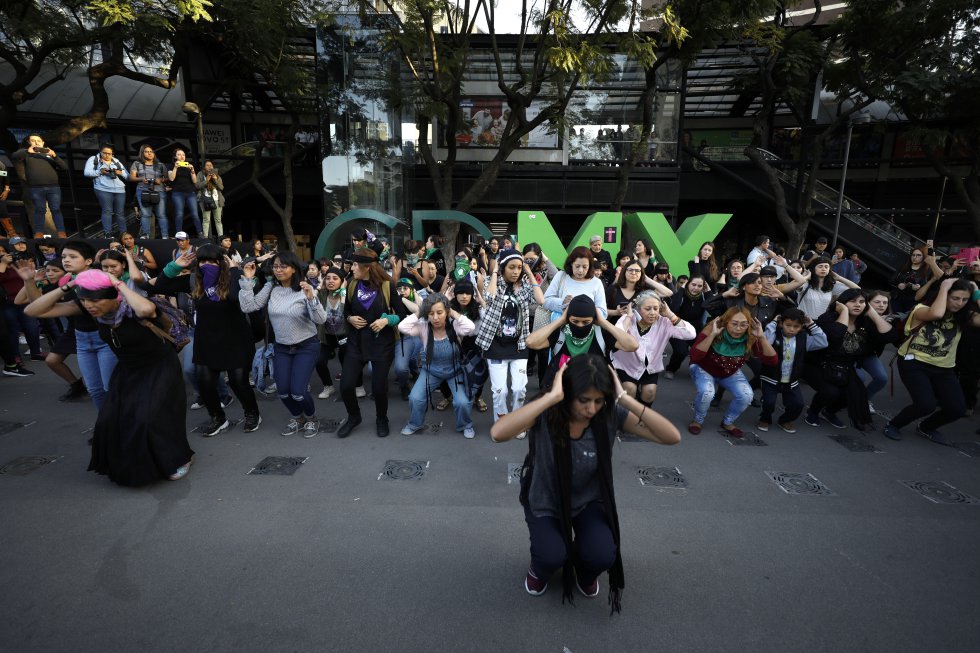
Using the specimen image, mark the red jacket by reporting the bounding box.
[689,331,777,378]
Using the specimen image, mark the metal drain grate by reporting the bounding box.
[636,466,687,488]
[0,455,60,476]
[247,456,308,476]
[954,442,980,458]
[719,430,767,446]
[899,480,980,505]
[829,435,882,453]
[320,419,342,434]
[507,463,524,485]
[0,421,25,436]
[766,472,835,496]
[380,460,429,481]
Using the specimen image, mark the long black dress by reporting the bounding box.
[88,317,193,486]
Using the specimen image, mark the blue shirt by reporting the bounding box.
[84,155,129,193]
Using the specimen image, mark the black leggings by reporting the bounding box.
[315,336,347,387]
[196,366,259,420]
[891,358,966,431]
[340,348,391,420]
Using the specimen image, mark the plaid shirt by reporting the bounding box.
[475,276,536,352]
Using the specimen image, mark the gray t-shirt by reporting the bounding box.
[527,406,628,518]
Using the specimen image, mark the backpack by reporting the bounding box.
[139,296,192,351]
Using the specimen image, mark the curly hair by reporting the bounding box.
[562,246,595,276]
[420,292,451,320]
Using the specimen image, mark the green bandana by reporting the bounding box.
[712,331,748,357]
[562,325,595,357]
[452,260,470,280]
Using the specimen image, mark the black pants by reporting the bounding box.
[197,366,259,420]
[340,348,391,420]
[0,310,17,365]
[759,382,805,424]
[315,335,347,387]
[666,337,692,373]
[524,502,616,588]
[891,358,966,431]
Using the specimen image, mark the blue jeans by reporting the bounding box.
[75,329,118,411]
[689,364,753,426]
[857,355,888,400]
[2,302,41,357]
[94,189,127,234]
[171,190,202,235]
[137,187,168,238]
[406,369,473,432]
[393,335,422,388]
[29,185,65,232]
[273,337,319,418]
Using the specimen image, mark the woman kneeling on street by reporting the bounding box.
[688,307,777,436]
[398,292,477,438]
[491,354,680,612]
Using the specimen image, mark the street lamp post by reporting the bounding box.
[831,112,871,251]
[182,101,207,167]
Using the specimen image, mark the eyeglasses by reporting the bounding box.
[272,264,290,270]
[625,268,642,274]
[728,322,750,328]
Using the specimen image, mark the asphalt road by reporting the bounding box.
[2,357,979,652]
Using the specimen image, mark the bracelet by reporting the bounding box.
[60,284,72,293]
[615,390,627,404]
[531,283,540,287]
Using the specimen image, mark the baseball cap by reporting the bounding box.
[175,231,189,240]
[816,236,828,244]
[9,236,25,245]
[760,265,778,277]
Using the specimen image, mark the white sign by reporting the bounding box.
[203,125,232,154]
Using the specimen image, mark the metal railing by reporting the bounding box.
[696,146,924,251]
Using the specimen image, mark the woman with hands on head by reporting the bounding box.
[526,295,638,391]
[542,246,608,320]
[490,354,679,612]
[397,292,477,438]
[884,277,980,444]
[240,250,326,438]
[153,244,261,436]
[74,269,195,485]
[611,290,696,405]
[687,308,777,436]
[474,249,546,434]
[804,289,894,432]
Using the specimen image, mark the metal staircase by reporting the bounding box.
[694,146,923,270]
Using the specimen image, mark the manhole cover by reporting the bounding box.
[0,455,60,476]
[507,463,524,485]
[954,442,980,458]
[766,472,835,496]
[320,419,342,434]
[0,421,25,436]
[380,460,429,481]
[636,466,687,488]
[899,481,980,504]
[420,421,443,434]
[719,430,767,446]
[829,435,882,453]
[247,456,308,476]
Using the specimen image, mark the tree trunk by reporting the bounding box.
[927,151,980,241]
[249,117,299,252]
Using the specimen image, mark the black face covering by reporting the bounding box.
[567,295,596,338]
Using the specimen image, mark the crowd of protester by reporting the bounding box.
[2,227,980,611]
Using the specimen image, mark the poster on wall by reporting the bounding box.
[203,124,232,153]
[452,98,559,149]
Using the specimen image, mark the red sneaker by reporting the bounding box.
[687,422,702,435]
[721,423,744,438]
[524,569,547,596]
[576,576,600,598]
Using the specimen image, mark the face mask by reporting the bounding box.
[406,254,419,267]
[568,322,593,339]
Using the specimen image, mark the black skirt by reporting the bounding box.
[89,323,193,486]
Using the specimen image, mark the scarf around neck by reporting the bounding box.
[562,324,595,357]
[712,330,748,358]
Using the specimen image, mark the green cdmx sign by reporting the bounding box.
[316,209,732,274]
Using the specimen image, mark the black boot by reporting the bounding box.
[376,417,390,437]
[59,380,88,401]
[337,415,361,438]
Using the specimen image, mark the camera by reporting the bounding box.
[11,251,32,262]
[0,169,7,177]
[34,147,50,154]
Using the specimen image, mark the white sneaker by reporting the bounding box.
[463,426,475,439]
[190,399,204,410]
[355,386,367,398]
[318,386,335,399]
[868,402,876,415]
[516,431,527,440]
